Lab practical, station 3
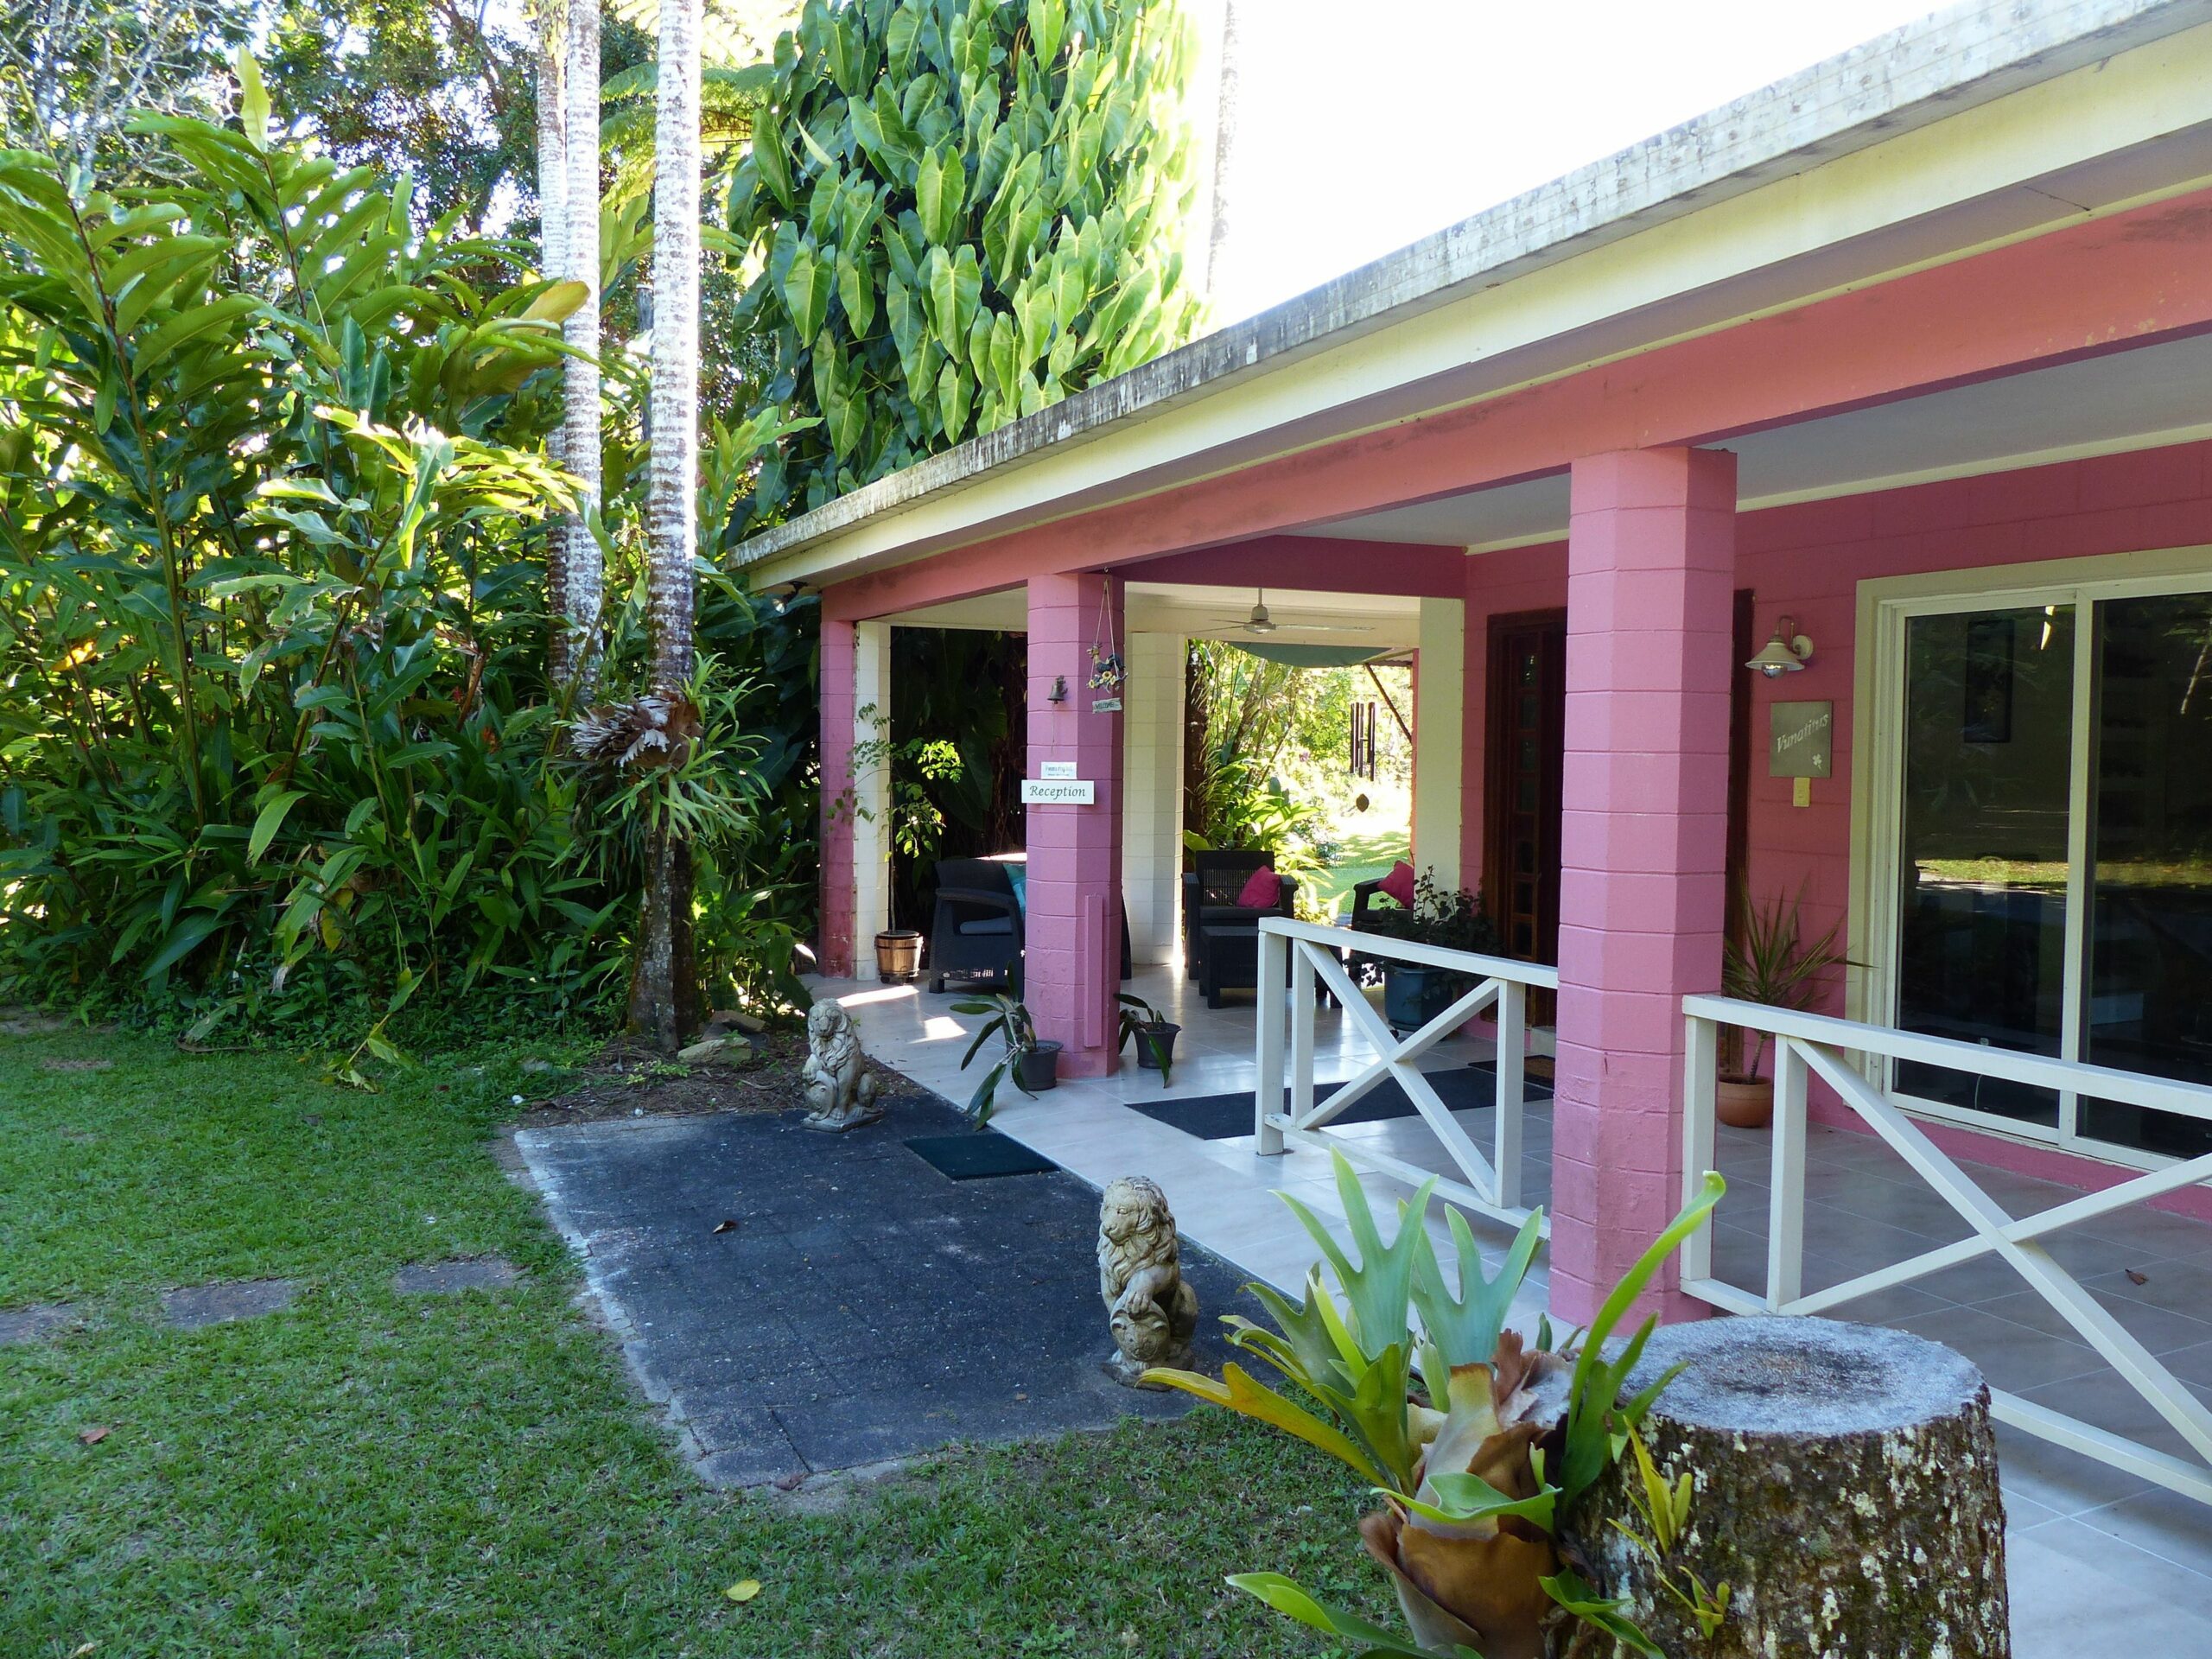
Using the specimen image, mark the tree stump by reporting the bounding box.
[1564,1318,2009,1659]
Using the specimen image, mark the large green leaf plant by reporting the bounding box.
[726,0,1203,526]
[1146,1154,1728,1659]
[0,54,621,1046]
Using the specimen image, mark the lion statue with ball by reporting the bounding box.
[1096,1175,1199,1386]
[799,1001,882,1133]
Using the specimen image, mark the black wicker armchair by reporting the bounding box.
[925,857,1024,994]
[1180,849,1298,984]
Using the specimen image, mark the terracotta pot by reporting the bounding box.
[1716,1075,1775,1129]
[874,929,923,984]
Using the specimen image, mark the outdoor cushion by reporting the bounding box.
[1378,860,1416,909]
[1236,865,1282,909]
[957,917,1015,936]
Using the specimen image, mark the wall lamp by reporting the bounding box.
[1746,616,1814,677]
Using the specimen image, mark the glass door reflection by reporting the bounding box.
[1894,605,2075,1126]
[2080,593,2212,1159]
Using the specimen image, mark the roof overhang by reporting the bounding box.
[736,0,2212,589]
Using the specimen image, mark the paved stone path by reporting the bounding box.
[395,1257,526,1295]
[0,1302,79,1345]
[516,1094,1256,1488]
[2,1256,524,1344]
[162,1278,303,1328]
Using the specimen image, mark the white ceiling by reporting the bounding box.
[1305,331,2212,550]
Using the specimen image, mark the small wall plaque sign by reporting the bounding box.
[1021,778,1096,805]
[1039,760,1078,779]
[1770,700,1834,779]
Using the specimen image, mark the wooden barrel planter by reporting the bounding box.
[1567,1318,2010,1658]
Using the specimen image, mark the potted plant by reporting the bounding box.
[952,988,1059,1123]
[1718,882,1853,1128]
[1359,870,1500,1033]
[830,705,962,984]
[1117,992,1179,1082]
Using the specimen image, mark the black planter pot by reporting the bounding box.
[1132,1022,1181,1071]
[1015,1041,1062,1091]
[1382,963,1467,1033]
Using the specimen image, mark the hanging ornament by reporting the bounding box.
[1088,575,1125,712]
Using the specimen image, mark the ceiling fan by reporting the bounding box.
[1206,588,1374,636]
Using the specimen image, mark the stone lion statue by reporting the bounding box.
[1097,1175,1199,1386]
[800,1001,881,1133]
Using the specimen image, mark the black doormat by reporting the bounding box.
[1127,1062,1552,1141]
[903,1130,1060,1179]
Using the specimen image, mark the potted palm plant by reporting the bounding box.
[952,985,1058,1123]
[832,706,962,984]
[1117,992,1179,1081]
[1718,883,1853,1128]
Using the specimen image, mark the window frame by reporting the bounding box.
[1853,543,2212,1171]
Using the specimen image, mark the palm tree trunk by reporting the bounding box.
[534,0,571,681]
[558,0,603,696]
[1205,0,1241,305]
[645,0,699,703]
[627,0,702,1047]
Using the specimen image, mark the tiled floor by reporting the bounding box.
[819,961,2212,1652]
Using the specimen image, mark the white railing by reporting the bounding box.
[1254,917,1559,1232]
[1683,993,2212,1508]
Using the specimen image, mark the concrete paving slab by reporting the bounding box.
[161,1278,302,1329]
[394,1256,525,1295]
[0,1302,80,1345]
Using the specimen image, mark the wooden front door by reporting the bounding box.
[1485,612,1567,973]
[1484,595,1758,1011]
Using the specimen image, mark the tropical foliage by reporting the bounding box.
[0,60,810,1050]
[726,0,1203,527]
[1147,1154,1728,1659]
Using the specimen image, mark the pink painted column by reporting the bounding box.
[1551,448,1735,1325]
[1025,572,1123,1077]
[817,615,859,978]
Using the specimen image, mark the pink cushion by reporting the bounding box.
[1377,860,1416,909]
[1236,866,1282,909]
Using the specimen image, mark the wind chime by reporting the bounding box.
[1088,579,1125,713]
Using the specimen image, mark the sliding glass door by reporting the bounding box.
[2079,593,2212,1159]
[1882,572,2212,1165]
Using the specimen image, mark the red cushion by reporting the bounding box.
[1378,860,1416,909]
[1236,865,1282,909]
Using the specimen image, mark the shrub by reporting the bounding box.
[0,62,619,1046]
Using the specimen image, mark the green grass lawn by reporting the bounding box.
[1308,824,1412,918]
[0,1023,1384,1657]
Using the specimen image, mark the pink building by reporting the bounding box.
[741,1,2212,1508]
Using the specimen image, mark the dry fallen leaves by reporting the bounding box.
[76,1425,111,1446]
[2126,1268,2150,1286]
[710,1219,739,1236]
[772,1471,804,1492]
[724,1580,762,1605]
